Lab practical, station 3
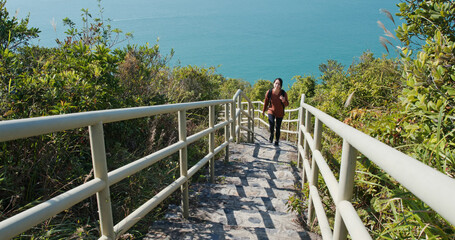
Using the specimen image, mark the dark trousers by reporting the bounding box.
[268,114,283,142]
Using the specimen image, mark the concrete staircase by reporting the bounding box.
[144,128,321,239]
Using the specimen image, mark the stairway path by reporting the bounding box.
[144,128,321,240]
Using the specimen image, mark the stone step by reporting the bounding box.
[218,176,296,190]
[146,221,319,240]
[224,160,294,172]
[229,142,297,157]
[188,192,290,212]
[229,151,297,165]
[163,204,300,230]
[215,161,297,179]
[190,183,295,200]
[217,168,299,181]
[190,207,302,230]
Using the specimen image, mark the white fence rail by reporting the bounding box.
[296,94,455,239]
[0,90,254,239]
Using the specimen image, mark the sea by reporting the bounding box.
[5,0,401,89]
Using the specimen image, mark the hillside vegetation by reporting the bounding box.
[1,0,454,239]
[284,1,454,238]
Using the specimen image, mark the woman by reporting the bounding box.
[262,78,289,146]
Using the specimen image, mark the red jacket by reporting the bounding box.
[262,89,289,118]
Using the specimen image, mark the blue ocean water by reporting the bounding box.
[6,0,401,89]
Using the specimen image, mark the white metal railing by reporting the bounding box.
[251,100,299,142]
[0,89,254,239]
[297,94,455,239]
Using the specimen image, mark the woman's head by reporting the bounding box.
[274,78,283,89]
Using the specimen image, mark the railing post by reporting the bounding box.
[209,105,215,183]
[89,122,114,240]
[307,118,323,225]
[333,139,358,240]
[303,109,313,208]
[303,111,312,160]
[302,108,312,175]
[258,102,262,129]
[230,101,236,142]
[297,95,305,167]
[256,102,260,128]
[247,100,251,143]
[286,110,291,141]
[251,102,255,142]
[237,95,241,143]
[178,110,189,218]
[225,103,230,163]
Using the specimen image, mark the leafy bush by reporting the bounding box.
[0,0,39,52]
[248,79,272,101]
[219,78,251,99]
[287,75,316,108]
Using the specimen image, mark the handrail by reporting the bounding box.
[297,94,455,239]
[0,99,230,142]
[0,90,255,239]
